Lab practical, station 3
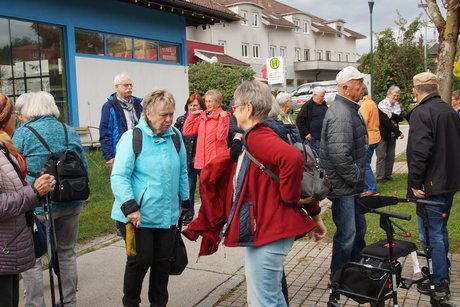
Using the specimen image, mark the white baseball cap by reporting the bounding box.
[336,66,366,85]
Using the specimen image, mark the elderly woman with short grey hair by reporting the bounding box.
[12,91,87,307]
[184,80,326,306]
[275,92,294,124]
[111,88,189,307]
[376,85,405,183]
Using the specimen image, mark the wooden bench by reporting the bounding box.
[75,126,100,148]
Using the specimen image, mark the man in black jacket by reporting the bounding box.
[296,87,328,152]
[407,72,460,297]
[320,66,367,278]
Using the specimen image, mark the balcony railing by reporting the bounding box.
[293,60,358,72]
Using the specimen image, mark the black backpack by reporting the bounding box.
[25,123,90,202]
[132,126,181,157]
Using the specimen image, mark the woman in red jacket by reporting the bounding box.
[184,81,326,307]
[182,89,230,170]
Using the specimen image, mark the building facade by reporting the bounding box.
[0,0,237,127]
[186,0,365,91]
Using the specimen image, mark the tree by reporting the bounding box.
[359,16,431,113]
[425,0,460,102]
[188,62,255,109]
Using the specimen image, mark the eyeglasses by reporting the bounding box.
[231,104,243,113]
[118,83,133,88]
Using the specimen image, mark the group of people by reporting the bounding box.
[0,91,87,307]
[1,64,460,307]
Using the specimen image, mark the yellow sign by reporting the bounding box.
[269,57,280,69]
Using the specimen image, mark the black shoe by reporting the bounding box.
[417,280,450,298]
[421,266,451,282]
[384,176,393,181]
[376,179,385,184]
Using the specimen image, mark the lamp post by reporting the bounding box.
[368,0,374,97]
[418,2,428,71]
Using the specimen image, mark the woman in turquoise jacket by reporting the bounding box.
[111,88,189,307]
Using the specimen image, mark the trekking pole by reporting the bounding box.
[44,194,65,307]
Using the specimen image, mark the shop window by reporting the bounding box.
[159,43,179,63]
[75,30,104,55]
[134,39,158,61]
[107,35,133,58]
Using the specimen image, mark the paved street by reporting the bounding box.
[20,124,460,306]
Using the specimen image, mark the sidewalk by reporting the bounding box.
[21,125,460,306]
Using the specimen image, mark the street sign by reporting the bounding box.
[266,56,285,85]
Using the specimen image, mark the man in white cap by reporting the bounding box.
[319,66,368,278]
[408,72,460,298]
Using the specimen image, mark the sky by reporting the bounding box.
[280,0,441,55]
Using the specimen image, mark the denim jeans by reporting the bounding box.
[364,143,379,193]
[187,167,200,218]
[330,195,367,277]
[306,139,320,153]
[417,193,454,284]
[23,206,82,307]
[245,237,294,307]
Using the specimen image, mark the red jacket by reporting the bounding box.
[182,107,230,169]
[183,123,319,256]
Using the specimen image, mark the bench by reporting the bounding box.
[75,126,100,148]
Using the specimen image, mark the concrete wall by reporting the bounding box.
[75,57,189,136]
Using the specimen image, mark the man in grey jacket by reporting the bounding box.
[319,66,368,278]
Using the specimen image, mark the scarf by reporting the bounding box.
[0,131,26,177]
[117,95,139,128]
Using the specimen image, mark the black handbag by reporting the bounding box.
[32,215,47,258]
[170,215,188,275]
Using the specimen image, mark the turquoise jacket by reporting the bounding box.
[12,116,88,214]
[110,116,189,228]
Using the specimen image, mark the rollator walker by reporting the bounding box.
[327,195,456,307]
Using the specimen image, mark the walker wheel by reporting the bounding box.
[440,302,456,307]
[327,301,340,307]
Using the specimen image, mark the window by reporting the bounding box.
[286,79,294,87]
[294,19,300,33]
[304,49,310,61]
[280,46,287,58]
[326,50,331,61]
[75,30,104,55]
[317,50,322,61]
[270,45,276,57]
[297,79,305,86]
[107,35,133,58]
[134,39,158,61]
[253,44,260,58]
[346,53,350,62]
[159,43,179,63]
[242,43,249,57]
[252,13,259,27]
[338,53,342,62]
[1,17,68,121]
[303,21,309,33]
[337,25,343,37]
[240,10,248,25]
[295,48,301,61]
[217,40,226,53]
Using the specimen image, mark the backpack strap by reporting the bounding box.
[25,125,52,153]
[242,133,280,182]
[132,127,181,160]
[61,122,69,148]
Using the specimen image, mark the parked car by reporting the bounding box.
[291,80,337,113]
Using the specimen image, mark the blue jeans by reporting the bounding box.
[330,195,367,277]
[245,237,294,307]
[306,139,320,153]
[364,143,379,193]
[187,166,200,218]
[417,193,454,284]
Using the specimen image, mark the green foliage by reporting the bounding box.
[359,15,435,114]
[78,150,115,242]
[188,62,255,109]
